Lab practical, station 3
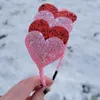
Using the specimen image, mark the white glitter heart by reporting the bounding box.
[34,10,73,32]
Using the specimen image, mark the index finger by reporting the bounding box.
[2,76,53,100]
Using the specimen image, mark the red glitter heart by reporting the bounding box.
[38,3,77,23]
[29,19,69,44]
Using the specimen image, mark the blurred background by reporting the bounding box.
[0,0,100,99]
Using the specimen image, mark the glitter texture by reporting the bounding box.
[34,11,72,32]
[34,11,54,24]
[38,3,77,22]
[25,31,66,69]
[29,19,69,44]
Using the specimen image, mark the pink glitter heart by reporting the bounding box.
[25,31,66,86]
[25,31,66,69]
[34,11,73,33]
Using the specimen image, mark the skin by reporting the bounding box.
[0,76,53,100]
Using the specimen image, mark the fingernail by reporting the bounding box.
[43,88,50,95]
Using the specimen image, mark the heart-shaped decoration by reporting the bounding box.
[25,31,66,68]
[38,3,77,22]
[25,3,77,87]
[29,19,69,44]
[34,11,73,33]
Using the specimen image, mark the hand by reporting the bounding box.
[0,76,53,100]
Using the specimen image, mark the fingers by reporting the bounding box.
[31,87,50,100]
[31,88,45,100]
[31,80,53,100]
[1,76,53,100]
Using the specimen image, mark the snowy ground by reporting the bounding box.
[0,0,100,100]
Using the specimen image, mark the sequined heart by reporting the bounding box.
[38,3,77,22]
[29,19,69,44]
[34,11,73,33]
[25,31,66,68]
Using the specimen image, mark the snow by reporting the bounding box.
[0,0,100,99]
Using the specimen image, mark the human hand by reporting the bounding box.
[0,76,53,100]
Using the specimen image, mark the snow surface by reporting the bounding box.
[0,0,100,100]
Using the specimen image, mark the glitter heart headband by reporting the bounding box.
[25,3,77,88]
